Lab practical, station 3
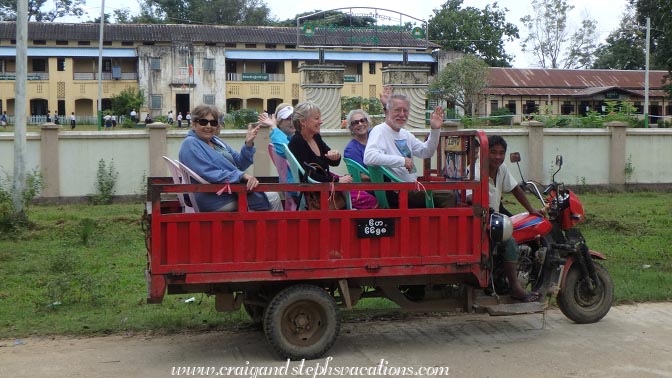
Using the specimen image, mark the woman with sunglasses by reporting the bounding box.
[178,104,282,212]
[343,109,373,179]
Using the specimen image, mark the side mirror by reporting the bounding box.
[510,152,521,163]
[555,155,563,167]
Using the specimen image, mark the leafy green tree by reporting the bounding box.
[0,0,85,21]
[428,0,519,67]
[341,96,383,117]
[520,0,598,68]
[592,7,646,70]
[273,10,376,27]
[428,54,489,117]
[118,0,273,25]
[633,0,672,96]
[111,88,144,119]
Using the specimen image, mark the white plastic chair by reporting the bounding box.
[268,143,298,211]
[162,156,197,213]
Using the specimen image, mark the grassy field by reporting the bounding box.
[0,192,670,339]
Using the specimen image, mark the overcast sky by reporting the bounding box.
[88,0,630,68]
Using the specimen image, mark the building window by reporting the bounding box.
[265,44,276,49]
[33,40,46,45]
[203,95,215,105]
[142,41,155,45]
[507,101,516,114]
[561,101,574,115]
[150,95,162,109]
[490,100,499,112]
[525,100,537,115]
[122,41,133,46]
[103,59,112,72]
[56,40,68,45]
[78,41,91,46]
[225,43,236,48]
[633,102,642,114]
[150,57,161,70]
[203,58,215,71]
[103,41,112,46]
[263,62,278,74]
[285,44,296,49]
[32,59,47,72]
[0,59,4,72]
[245,43,256,48]
[369,62,376,75]
[226,62,237,73]
[57,58,66,71]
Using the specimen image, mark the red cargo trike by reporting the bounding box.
[143,130,613,360]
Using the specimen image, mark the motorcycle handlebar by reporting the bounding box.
[523,181,547,208]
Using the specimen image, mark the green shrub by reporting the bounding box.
[488,108,513,125]
[91,159,118,205]
[228,109,259,129]
[0,170,44,237]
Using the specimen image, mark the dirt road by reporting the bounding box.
[1,303,671,378]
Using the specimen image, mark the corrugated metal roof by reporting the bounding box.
[485,68,670,98]
[0,46,136,57]
[0,22,437,49]
[226,49,434,62]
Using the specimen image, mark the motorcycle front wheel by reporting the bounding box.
[557,262,614,324]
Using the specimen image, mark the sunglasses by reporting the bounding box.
[350,118,368,126]
[195,118,219,127]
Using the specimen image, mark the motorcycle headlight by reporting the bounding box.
[490,213,513,243]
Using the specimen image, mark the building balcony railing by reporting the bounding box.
[73,72,138,80]
[0,72,49,80]
[344,74,363,83]
[226,73,285,82]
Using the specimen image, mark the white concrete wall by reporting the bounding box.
[1,127,671,199]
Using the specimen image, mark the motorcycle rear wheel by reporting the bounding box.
[557,262,614,324]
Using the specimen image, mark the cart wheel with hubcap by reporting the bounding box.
[263,284,340,360]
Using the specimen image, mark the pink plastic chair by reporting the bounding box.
[268,143,298,211]
[162,156,198,213]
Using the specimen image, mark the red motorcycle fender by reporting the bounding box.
[559,249,607,290]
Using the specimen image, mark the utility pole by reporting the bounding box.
[97,0,105,131]
[644,17,650,128]
[13,0,28,214]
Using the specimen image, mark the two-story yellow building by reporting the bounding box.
[0,21,437,124]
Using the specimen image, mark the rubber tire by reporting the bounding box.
[557,262,614,324]
[263,284,340,360]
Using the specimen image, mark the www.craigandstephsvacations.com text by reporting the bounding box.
[171,357,450,377]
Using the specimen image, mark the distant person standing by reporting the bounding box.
[130,109,138,123]
[185,112,191,125]
[70,112,76,130]
[112,114,117,128]
[167,110,174,125]
[104,113,112,130]
[46,111,52,123]
[54,111,60,125]
[1,111,7,128]
[177,112,183,128]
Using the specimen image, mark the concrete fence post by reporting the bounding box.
[40,123,61,198]
[524,120,544,183]
[605,121,629,185]
[148,123,167,177]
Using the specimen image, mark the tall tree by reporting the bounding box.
[115,0,273,25]
[0,0,85,21]
[592,7,646,70]
[632,0,672,95]
[273,10,377,28]
[428,54,489,117]
[520,0,598,69]
[428,0,519,67]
